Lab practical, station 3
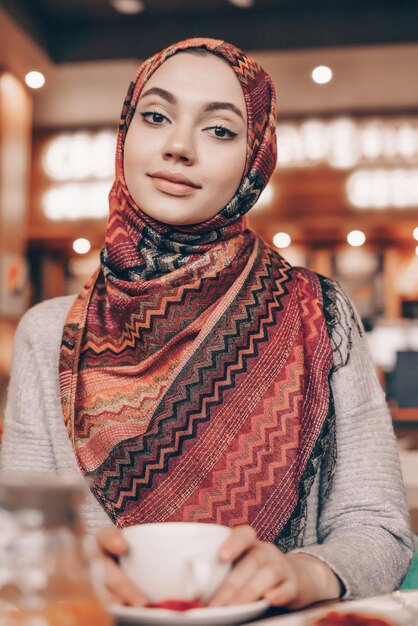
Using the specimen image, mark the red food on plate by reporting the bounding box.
[313,611,394,626]
[146,599,205,611]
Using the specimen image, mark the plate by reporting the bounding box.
[247,592,418,626]
[110,599,269,625]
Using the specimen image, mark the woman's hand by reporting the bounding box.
[209,525,342,609]
[96,526,147,607]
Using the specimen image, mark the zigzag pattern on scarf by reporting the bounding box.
[81,251,249,363]
[89,247,288,511]
[179,355,303,535]
[72,249,333,540]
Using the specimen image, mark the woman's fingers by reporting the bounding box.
[218,524,257,561]
[211,541,287,606]
[210,536,305,607]
[264,577,298,606]
[209,523,258,605]
[101,555,147,607]
[96,526,146,607]
[233,562,290,605]
[210,543,265,606]
[106,589,122,605]
[96,526,128,557]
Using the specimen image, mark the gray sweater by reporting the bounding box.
[1,292,414,599]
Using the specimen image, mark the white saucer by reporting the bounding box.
[110,599,269,625]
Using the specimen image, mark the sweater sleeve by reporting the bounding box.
[294,280,414,598]
[0,309,57,472]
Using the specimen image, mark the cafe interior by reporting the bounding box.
[0,0,418,527]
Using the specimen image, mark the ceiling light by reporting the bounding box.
[228,0,254,7]
[110,0,144,14]
[273,232,292,249]
[413,227,418,241]
[25,71,45,89]
[311,65,333,85]
[347,230,366,247]
[73,238,92,255]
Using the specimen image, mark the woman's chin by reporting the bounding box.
[140,207,216,227]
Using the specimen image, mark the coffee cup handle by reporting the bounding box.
[186,557,214,600]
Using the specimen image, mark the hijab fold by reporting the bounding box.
[59,38,334,549]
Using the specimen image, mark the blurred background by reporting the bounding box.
[0,0,418,523]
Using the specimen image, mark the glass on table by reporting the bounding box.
[0,472,113,626]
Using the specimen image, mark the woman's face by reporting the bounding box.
[123,51,247,226]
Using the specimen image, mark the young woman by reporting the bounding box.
[1,38,413,609]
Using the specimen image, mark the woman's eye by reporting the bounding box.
[140,111,168,125]
[208,126,238,140]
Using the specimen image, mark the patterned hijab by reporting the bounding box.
[60,38,335,550]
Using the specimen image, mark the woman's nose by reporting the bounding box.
[162,124,196,165]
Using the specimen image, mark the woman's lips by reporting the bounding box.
[148,173,200,197]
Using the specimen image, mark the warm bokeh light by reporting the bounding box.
[301,120,329,161]
[347,168,418,209]
[228,0,254,6]
[110,0,144,14]
[347,230,366,247]
[25,71,45,89]
[43,131,115,181]
[311,66,333,84]
[72,238,91,255]
[276,116,418,169]
[42,182,110,220]
[40,130,117,220]
[328,118,359,169]
[413,227,418,241]
[273,232,292,248]
[335,248,379,279]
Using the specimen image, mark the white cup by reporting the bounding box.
[120,522,231,604]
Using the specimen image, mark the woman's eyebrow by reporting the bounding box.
[204,102,245,121]
[139,87,175,103]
